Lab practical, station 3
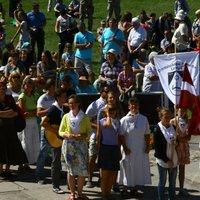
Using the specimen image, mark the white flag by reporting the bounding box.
[154,52,199,104]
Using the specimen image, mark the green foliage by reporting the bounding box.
[1,0,199,75]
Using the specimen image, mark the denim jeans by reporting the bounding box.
[35,128,51,178]
[35,128,62,188]
[157,164,177,200]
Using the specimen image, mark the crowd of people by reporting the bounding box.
[0,0,199,200]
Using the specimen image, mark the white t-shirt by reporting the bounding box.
[142,62,162,93]
[37,93,55,126]
[172,22,189,51]
[56,15,75,33]
[128,26,147,47]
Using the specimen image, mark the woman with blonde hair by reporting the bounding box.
[170,108,191,196]
[18,78,40,171]
[7,71,22,102]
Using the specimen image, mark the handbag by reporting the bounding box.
[16,105,26,132]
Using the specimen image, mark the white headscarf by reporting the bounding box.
[68,109,84,134]
[158,122,176,144]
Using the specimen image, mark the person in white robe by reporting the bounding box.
[118,97,151,196]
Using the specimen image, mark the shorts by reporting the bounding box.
[74,57,92,75]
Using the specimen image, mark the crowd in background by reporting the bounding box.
[0,0,199,200]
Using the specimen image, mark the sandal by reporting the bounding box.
[68,194,75,200]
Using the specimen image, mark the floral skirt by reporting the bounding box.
[62,138,88,176]
[176,141,190,165]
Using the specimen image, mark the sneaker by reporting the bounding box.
[35,177,46,184]
[85,181,93,188]
[52,187,65,194]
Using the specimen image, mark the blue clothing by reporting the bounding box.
[100,118,120,146]
[74,31,94,59]
[101,27,125,55]
[27,11,46,28]
[35,129,51,178]
[59,71,79,89]
[54,2,67,12]
[157,164,177,200]
[19,21,30,42]
[174,0,189,15]
[75,84,97,93]
[69,1,80,8]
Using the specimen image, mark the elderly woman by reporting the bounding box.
[142,51,162,93]
[97,49,123,92]
[0,77,27,179]
[117,61,136,112]
[59,94,91,200]
[118,97,151,197]
[7,71,22,102]
[18,78,40,171]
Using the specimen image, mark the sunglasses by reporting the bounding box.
[13,76,20,79]
[66,46,72,49]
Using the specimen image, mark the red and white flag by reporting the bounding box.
[178,63,200,135]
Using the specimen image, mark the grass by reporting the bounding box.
[1,0,200,74]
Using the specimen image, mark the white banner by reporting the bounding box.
[154,52,199,104]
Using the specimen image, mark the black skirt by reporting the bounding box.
[98,144,120,171]
[0,118,27,165]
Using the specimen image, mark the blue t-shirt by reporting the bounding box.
[59,71,79,89]
[74,31,95,59]
[27,11,46,28]
[75,84,97,94]
[100,117,120,145]
[101,27,125,55]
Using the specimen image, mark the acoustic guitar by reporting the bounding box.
[45,125,63,148]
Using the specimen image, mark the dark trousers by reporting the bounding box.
[79,0,94,31]
[58,31,74,54]
[30,29,45,62]
[51,147,62,188]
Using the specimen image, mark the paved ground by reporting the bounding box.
[0,136,200,200]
